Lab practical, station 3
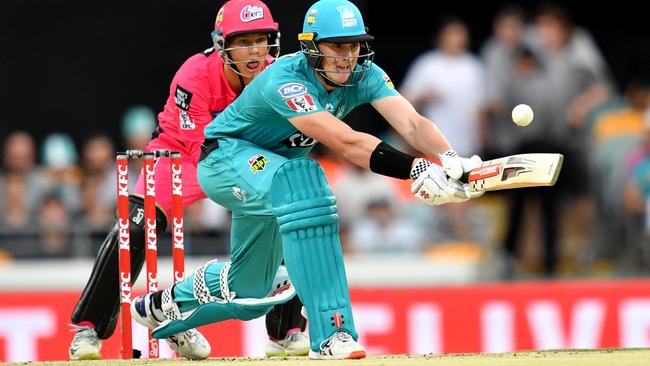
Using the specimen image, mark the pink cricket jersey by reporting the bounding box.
[153,50,273,164]
[133,50,272,217]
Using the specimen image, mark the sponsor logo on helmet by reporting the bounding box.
[336,6,357,28]
[240,5,264,23]
[285,94,318,113]
[278,82,307,98]
[248,154,269,173]
[307,9,317,25]
[215,8,224,25]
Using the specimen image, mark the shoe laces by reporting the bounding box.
[170,329,200,346]
[183,329,200,344]
[319,331,352,350]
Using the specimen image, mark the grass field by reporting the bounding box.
[12,349,650,366]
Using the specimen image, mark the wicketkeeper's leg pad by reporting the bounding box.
[270,158,357,351]
[71,195,167,339]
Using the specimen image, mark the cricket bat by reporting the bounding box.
[461,153,564,192]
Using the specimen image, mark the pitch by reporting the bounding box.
[9,348,650,366]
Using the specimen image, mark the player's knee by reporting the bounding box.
[270,159,338,235]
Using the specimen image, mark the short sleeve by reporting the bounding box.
[356,63,401,105]
[260,81,324,119]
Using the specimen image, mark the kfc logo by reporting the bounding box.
[285,94,317,113]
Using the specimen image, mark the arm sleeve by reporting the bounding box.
[357,63,401,104]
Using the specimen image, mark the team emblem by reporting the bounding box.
[248,154,269,173]
[307,9,317,25]
[240,5,264,22]
[286,95,318,113]
[382,74,395,89]
[336,6,357,28]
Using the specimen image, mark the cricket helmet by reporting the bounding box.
[299,0,374,87]
[212,0,280,59]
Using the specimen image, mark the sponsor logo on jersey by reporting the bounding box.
[382,74,395,89]
[232,186,247,202]
[174,85,193,110]
[240,5,264,22]
[278,82,307,99]
[179,110,196,130]
[285,94,318,113]
[248,154,269,173]
[281,132,318,149]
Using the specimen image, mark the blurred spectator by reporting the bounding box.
[80,134,116,228]
[526,2,612,151]
[348,198,425,254]
[38,191,73,257]
[483,44,562,276]
[122,105,156,181]
[0,131,47,227]
[491,3,614,275]
[333,163,398,229]
[594,74,650,269]
[2,131,37,175]
[2,174,31,229]
[122,105,156,151]
[40,133,82,215]
[481,4,528,157]
[400,15,486,157]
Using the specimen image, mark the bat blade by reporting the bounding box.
[466,153,564,192]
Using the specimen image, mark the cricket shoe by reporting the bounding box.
[308,331,366,360]
[266,331,310,357]
[131,294,211,360]
[69,324,101,360]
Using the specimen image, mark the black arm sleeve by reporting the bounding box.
[369,141,416,180]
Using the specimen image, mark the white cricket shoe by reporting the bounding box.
[308,331,366,360]
[131,294,211,360]
[69,324,101,360]
[266,331,310,357]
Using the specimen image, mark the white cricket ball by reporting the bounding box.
[512,103,534,126]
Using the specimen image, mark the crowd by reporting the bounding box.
[1,3,649,278]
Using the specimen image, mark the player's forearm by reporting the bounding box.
[337,130,382,170]
[403,116,453,157]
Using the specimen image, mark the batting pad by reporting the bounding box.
[152,265,296,339]
[270,158,358,351]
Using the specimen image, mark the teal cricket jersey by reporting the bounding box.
[203,52,400,159]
